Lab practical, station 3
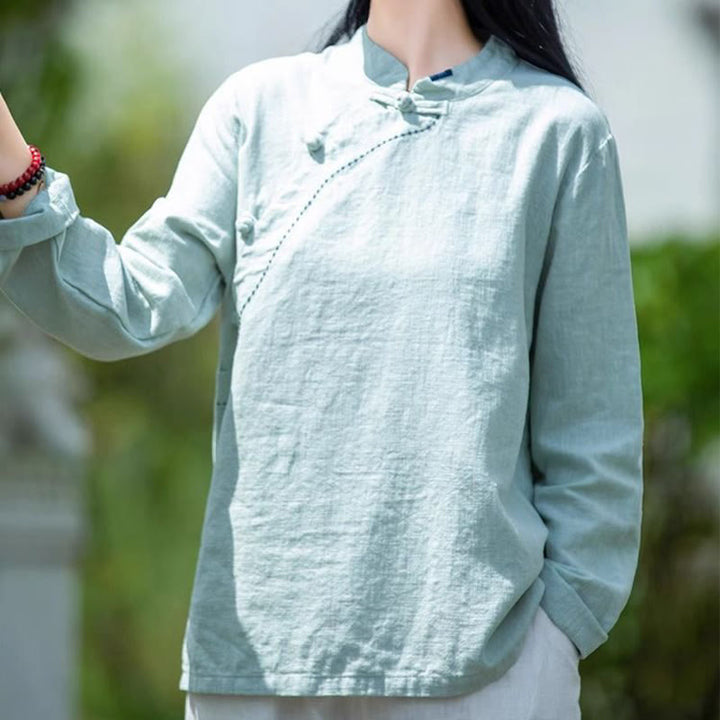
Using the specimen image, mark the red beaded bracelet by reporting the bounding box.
[0,144,46,201]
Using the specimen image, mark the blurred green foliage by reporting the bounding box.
[581,237,719,720]
[1,4,718,719]
[2,2,217,718]
[0,3,80,145]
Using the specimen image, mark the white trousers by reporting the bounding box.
[184,605,582,720]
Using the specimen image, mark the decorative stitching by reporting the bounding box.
[234,117,440,326]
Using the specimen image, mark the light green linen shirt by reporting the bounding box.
[0,22,644,698]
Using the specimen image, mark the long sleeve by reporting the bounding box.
[530,132,644,659]
[0,72,243,361]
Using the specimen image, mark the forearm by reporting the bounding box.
[0,93,42,219]
[0,74,238,360]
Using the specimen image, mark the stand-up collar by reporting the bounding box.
[344,21,519,102]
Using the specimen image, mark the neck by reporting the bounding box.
[365,0,484,91]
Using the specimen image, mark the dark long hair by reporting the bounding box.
[314,0,588,95]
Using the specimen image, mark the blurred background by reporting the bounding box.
[0,0,718,718]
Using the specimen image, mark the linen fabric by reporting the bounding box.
[184,605,582,719]
[0,21,643,699]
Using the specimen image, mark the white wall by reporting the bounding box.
[562,0,719,240]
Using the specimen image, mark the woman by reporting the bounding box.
[0,0,644,718]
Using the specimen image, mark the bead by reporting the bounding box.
[0,144,46,197]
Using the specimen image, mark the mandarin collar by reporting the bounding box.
[345,21,518,102]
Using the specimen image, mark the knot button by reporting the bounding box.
[236,211,256,242]
[302,129,325,153]
[396,91,416,113]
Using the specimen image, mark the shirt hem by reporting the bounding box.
[178,655,522,698]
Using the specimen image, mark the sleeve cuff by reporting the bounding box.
[539,559,609,659]
[0,167,79,251]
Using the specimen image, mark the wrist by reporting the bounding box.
[0,144,32,183]
[0,174,45,220]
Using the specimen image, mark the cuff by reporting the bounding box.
[0,167,79,251]
[539,559,609,659]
